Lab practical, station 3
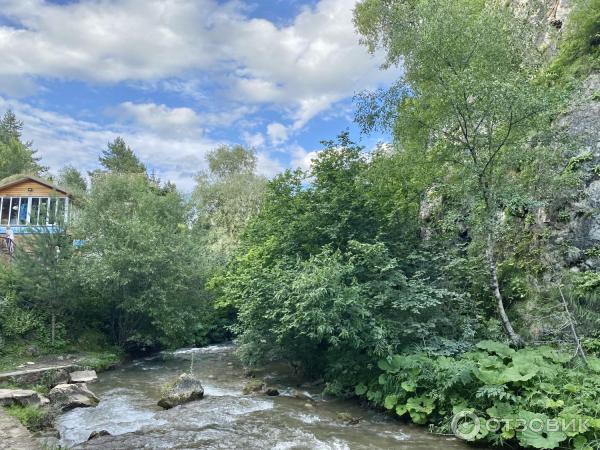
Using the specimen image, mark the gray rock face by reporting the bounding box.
[69,370,98,384]
[48,383,99,411]
[0,389,48,408]
[158,373,204,409]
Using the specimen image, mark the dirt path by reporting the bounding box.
[0,408,40,450]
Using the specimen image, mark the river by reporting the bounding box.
[56,343,478,449]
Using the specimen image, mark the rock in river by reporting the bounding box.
[48,383,99,411]
[242,379,266,395]
[88,430,112,440]
[158,373,204,409]
[70,370,98,384]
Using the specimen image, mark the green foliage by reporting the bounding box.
[192,145,266,253]
[73,173,216,350]
[98,137,146,174]
[0,110,46,179]
[5,405,54,431]
[355,342,600,449]
[78,351,123,372]
[218,134,482,380]
[547,0,600,83]
[57,165,87,194]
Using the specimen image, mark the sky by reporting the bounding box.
[0,0,399,190]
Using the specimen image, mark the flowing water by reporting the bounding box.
[56,344,477,449]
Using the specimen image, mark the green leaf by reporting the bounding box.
[516,411,567,449]
[395,404,407,417]
[586,357,600,373]
[476,340,516,359]
[384,394,398,410]
[401,381,417,392]
[355,383,367,395]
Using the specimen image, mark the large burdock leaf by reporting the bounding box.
[384,394,398,410]
[516,411,567,449]
[377,355,403,373]
[587,357,600,373]
[501,363,539,382]
[477,340,516,359]
[473,368,505,385]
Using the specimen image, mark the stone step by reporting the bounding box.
[0,364,80,386]
[0,389,48,408]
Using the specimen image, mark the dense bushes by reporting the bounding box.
[216,135,486,383]
[355,342,600,449]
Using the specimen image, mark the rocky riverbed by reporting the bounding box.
[52,343,483,450]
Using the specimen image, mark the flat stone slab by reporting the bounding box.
[0,389,48,407]
[70,370,98,384]
[0,408,41,450]
[0,364,79,385]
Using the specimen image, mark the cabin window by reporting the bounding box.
[19,199,28,225]
[9,198,19,225]
[0,196,69,227]
[0,198,9,225]
[30,198,39,225]
[39,198,49,225]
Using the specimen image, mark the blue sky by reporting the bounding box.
[0,0,398,190]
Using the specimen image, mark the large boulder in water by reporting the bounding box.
[48,383,99,411]
[158,373,204,409]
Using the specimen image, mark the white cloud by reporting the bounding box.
[0,0,400,185]
[267,122,288,145]
[0,97,284,191]
[242,131,265,148]
[0,0,398,132]
[114,102,202,137]
[290,145,319,171]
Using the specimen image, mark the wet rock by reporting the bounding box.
[299,378,324,388]
[26,346,40,357]
[48,383,99,411]
[0,389,48,407]
[88,430,112,440]
[158,373,204,409]
[70,370,98,384]
[242,379,265,395]
[337,412,362,425]
[264,387,279,396]
[292,389,314,402]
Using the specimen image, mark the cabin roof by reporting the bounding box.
[0,174,71,196]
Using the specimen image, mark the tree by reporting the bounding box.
[73,173,215,349]
[0,110,46,179]
[58,166,87,194]
[13,227,76,346]
[192,145,266,251]
[99,137,146,174]
[0,110,23,141]
[215,134,479,374]
[353,0,565,346]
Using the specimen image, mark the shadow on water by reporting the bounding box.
[56,344,480,449]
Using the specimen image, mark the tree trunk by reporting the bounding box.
[558,285,587,362]
[486,234,523,347]
[51,313,56,346]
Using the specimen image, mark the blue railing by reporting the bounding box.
[0,225,63,235]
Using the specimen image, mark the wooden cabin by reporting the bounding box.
[0,175,71,240]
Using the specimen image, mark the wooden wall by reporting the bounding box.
[0,181,67,198]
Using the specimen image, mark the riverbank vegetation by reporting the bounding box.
[1,0,599,448]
